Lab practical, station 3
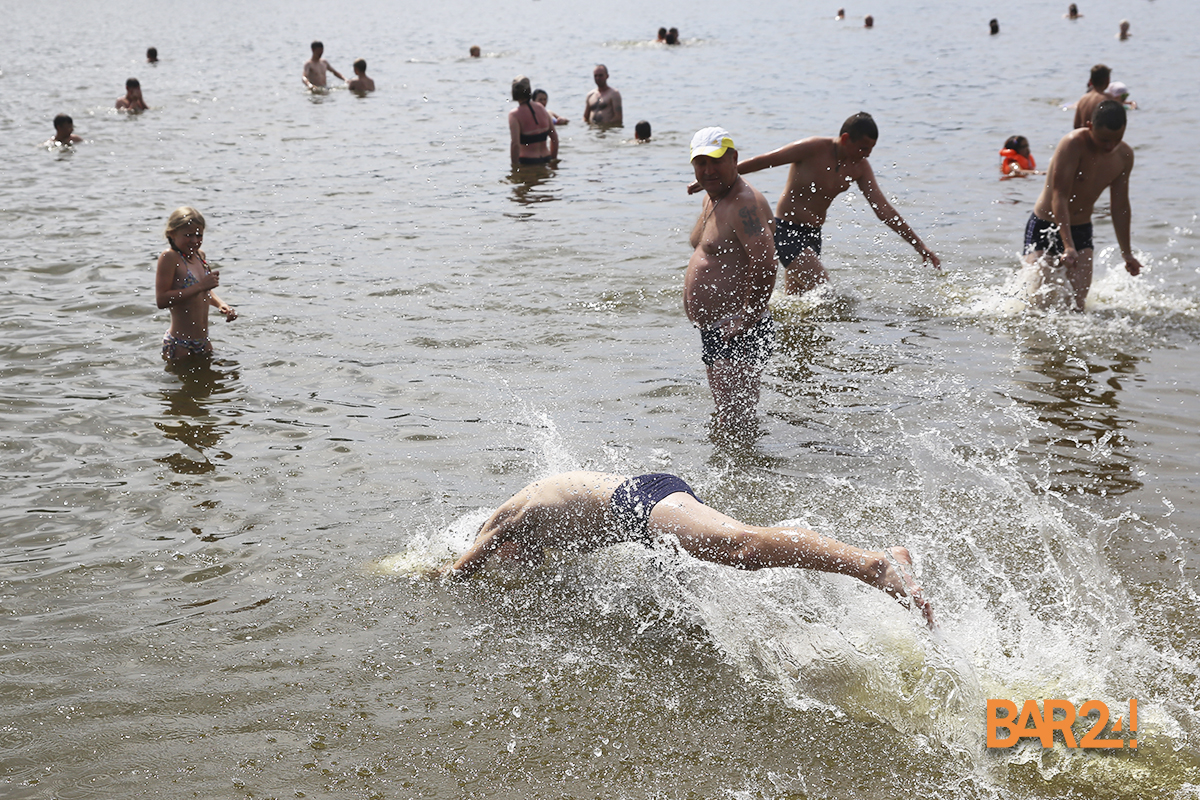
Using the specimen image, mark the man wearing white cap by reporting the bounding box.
[685,127,778,431]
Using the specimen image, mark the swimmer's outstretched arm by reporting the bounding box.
[856,162,940,269]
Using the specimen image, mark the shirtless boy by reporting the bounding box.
[1022,100,1142,311]
[302,41,345,90]
[436,471,935,629]
[583,64,623,126]
[116,78,148,112]
[1073,64,1109,129]
[685,127,778,430]
[50,114,83,145]
[347,58,375,93]
[699,112,939,295]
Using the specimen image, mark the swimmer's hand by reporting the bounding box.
[1122,253,1143,276]
[219,304,237,322]
[917,244,941,271]
[686,180,703,195]
[1062,247,1079,271]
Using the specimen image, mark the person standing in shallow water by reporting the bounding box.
[509,75,557,167]
[583,64,623,126]
[1021,101,1142,311]
[156,207,237,363]
[685,127,778,432]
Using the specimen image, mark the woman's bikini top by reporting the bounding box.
[171,243,210,288]
[519,101,550,144]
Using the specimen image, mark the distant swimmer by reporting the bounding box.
[532,89,569,126]
[469,45,481,58]
[155,207,237,363]
[864,14,874,28]
[698,112,939,295]
[836,8,845,20]
[657,27,668,42]
[1021,101,1142,311]
[435,471,935,628]
[146,47,158,63]
[1073,64,1110,129]
[583,64,623,127]
[685,127,778,431]
[49,113,83,145]
[116,78,147,112]
[302,40,344,90]
[990,18,1000,35]
[1118,19,1131,39]
[1066,3,1081,19]
[1000,135,1040,177]
[635,120,651,142]
[347,58,375,93]
[666,27,680,45]
[509,75,557,166]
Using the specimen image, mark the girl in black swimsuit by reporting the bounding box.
[509,75,557,166]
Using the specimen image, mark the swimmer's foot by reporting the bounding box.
[880,547,936,630]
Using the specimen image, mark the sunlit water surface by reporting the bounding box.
[3,0,1200,797]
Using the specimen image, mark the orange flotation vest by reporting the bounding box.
[1000,149,1035,175]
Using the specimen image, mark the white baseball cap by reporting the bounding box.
[690,127,735,161]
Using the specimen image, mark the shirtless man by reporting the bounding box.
[583,64,623,126]
[50,114,83,145]
[1073,64,1109,129]
[115,78,148,112]
[302,41,345,90]
[347,58,375,93]
[436,471,935,628]
[685,127,778,430]
[1022,101,1142,311]
[698,112,939,295]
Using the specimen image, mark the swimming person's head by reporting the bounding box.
[635,120,651,141]
[532,89,548,105]
[1089,63,1110,91]
[354,58,367,74]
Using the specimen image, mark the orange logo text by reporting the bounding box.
[986,698,1137,749]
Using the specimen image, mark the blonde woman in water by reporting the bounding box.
[155,207,236,362]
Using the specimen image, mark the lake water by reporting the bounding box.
[3,0,1200,797]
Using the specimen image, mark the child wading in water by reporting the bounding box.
[155,207,236,362]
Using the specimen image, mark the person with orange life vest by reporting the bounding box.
[1000,135,1040,177]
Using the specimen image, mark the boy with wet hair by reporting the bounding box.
[50,114,83,145]
[347,58,374,92]
[1022,100,1142,310]
[116,78,148,111]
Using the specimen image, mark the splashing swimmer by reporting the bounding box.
[155,207,237,363]
[434,471,935,628]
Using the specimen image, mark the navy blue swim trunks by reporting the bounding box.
[1023,212,1094,255]
[700,313,775,367]
[610,473,701,545]
[774,217,822,266]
